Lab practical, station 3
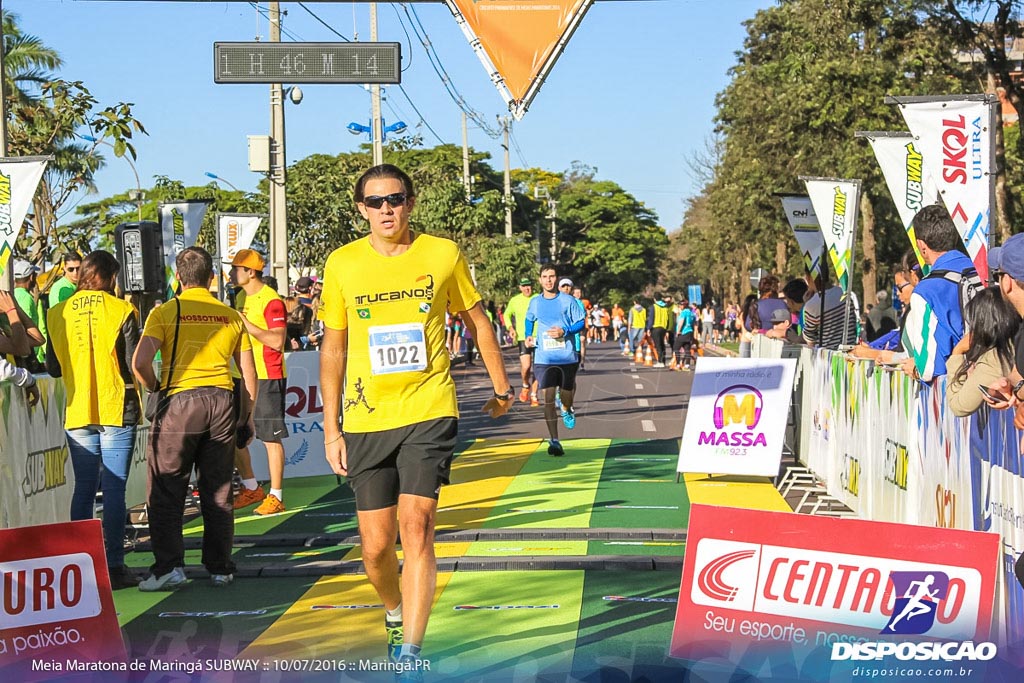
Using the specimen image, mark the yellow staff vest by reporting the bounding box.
[47,291,137,429]
[653,304,670,329]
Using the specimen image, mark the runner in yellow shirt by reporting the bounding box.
[319,164,513,679]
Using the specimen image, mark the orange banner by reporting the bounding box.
[448,0,594,117]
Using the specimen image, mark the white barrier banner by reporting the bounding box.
[898,98,994,279]
[803,177,861,292]
[217,213,263,278]
[677,356,796,477]
[865,132,939,266]
[778,194,825,277]
[0,157,48,277]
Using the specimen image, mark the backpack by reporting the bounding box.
[926,266,984,330]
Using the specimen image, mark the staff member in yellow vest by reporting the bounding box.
[132,247,258,591]
[45,250,142,589]
[228,248,289,515]
[320,164,513,676]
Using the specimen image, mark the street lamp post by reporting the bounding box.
[82,134,144,221]
[204,171,241,192]
[347,119,407,146]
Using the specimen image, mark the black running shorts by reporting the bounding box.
[517,341,535,357]
[534,363,579,391]
[254,378,288,442]
[344,417,458,511]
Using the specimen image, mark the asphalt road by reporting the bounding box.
[454,341,695,442]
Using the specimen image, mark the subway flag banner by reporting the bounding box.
[803,177,861,292]
[864,132,939,268]
[0,157,48,277]
[159,201,210,298]
[898,98,994,281]
[778,194,825,278]
[0,520,125,680]
[677,357,796,477]
[446,0,595,119]
[670,505,1000,680]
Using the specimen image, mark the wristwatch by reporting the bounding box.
[493,387,515,401]
[1013,379,1024,400]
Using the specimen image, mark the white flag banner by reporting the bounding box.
[865,133,940,267]
[0,157,48,277]
[898,99,994,278]
[217,214,263,278]
[159,201,210,297]
[802,178,861,292]
[778,194,825,277]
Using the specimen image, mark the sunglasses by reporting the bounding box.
[895,282,912,291]
[990,270,1007,285]
[65,266,80,273]
[362,193,408,210]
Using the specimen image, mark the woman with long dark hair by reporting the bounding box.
[46,250,142,588]
[738,294,758,358]
[946,286,1020,417]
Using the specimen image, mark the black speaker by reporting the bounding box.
[115,221,165,294]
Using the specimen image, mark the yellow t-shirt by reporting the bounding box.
[319,234,481,433]
[235,284,288,380]
[47,291,138,429]
[142,287,251,396]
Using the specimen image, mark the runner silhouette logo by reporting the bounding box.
[690,538,760,610]
[882,571,950,635]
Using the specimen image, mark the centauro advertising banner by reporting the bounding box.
[216,213,263,279]
[778,194,825,277]
[864,132,939,267]
[446,0,595,118]
[0,520,126,680]
[897,98,994,280]
[159,201,210,298]
[803,177,861,292]
[0,157,48,277]
[671,505,1000,679]
[677,357,797,478]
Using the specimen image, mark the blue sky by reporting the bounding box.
[16,0,774,232]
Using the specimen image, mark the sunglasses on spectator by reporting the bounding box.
[990,270,1007,284]
[65,266,80,273]
[362,193,408,209]
[896,282,912,291]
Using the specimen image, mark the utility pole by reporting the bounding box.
[502,116,512,239]
[370,3,383,166]
[269,2,289,294]
[461,112,471,202]
[549,199,558,262]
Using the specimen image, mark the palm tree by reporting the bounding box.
[2,10,62,106]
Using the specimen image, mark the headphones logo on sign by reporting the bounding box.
[712,385,763,430]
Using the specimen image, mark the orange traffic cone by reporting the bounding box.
[634,346,644,363]
[644,345,653,367]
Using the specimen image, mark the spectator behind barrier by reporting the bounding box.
[801,256,859,350]
[900,205,976,383]
[865,289,899,343]
[851,249,922,363]
[946,287,1019,417]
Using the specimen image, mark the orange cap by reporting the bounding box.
[231,249,265,271]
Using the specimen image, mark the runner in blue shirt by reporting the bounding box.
[525,265,587,456]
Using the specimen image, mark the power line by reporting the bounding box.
[509,127,529,168]
[297,1,351,41]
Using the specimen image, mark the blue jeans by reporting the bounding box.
[67,425,137,568]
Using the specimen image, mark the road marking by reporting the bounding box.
[630,374,640,380]
[637,398,649,407]
[634,383,644,390]
[641,420,656,432]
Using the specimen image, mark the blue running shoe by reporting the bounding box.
[561,408,576,430]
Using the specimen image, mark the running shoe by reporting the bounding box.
[385,614,404,664]
[108,566,141,590]
[518,387,530,403]
[548,439,564,457]
[254,493,286,516]
[395,655,425,683]
[530,395,540,407]
[561,408,576,430]
[233,485,266,510]
[138,567,187,592]
[652,362,666,368]
[210,573,234,588]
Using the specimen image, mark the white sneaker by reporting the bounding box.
[138,566,187,592]
[211,573,234,588]
[653,362,666,368]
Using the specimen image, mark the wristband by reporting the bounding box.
[493,388,514,401]
[325,434,344,445]
[1013,379,1024,400]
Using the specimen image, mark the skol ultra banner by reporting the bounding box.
[803,177,861,292]
[671,504,1000,681]
[864,132,940,267]
[216,213,263,278]
[0,520,126,680]
[677,356,797,477]
[159,201,210,298]
[445,0,594,118]
[0,157,48,277]
[778,194,825,277]
[898,98,994,280]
